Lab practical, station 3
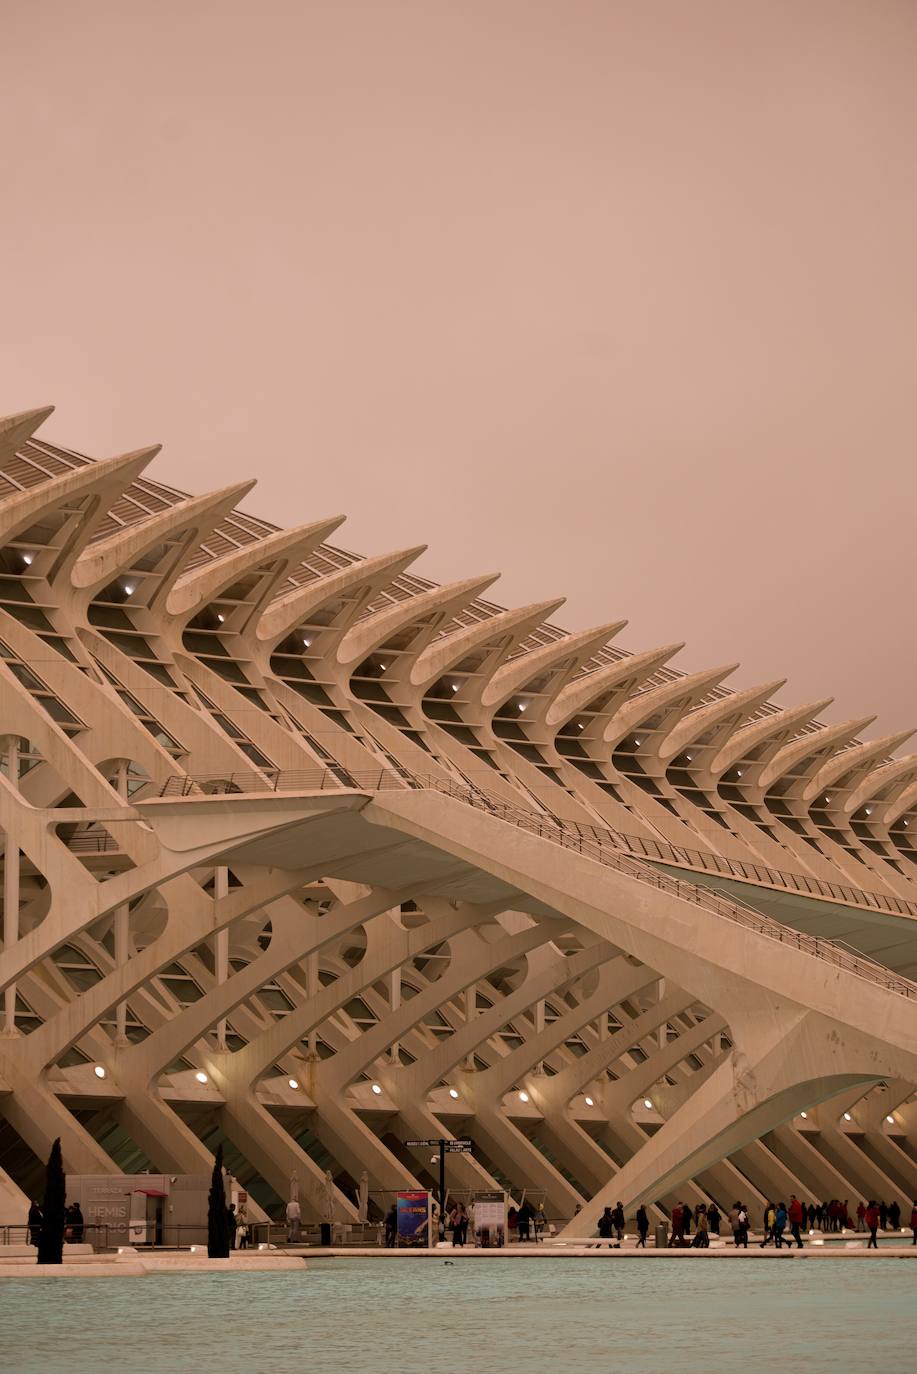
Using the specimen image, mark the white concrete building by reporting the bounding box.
[2,404,917,1238]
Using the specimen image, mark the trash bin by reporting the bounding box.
[654,1223,668,1249]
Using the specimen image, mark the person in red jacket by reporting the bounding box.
[788,1195,805,1248]
[865,1201,880,1249]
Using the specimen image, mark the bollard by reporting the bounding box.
[654,1223,668,1249]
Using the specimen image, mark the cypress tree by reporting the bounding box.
[207,1142,230,1258]
[37,1137,66,1265]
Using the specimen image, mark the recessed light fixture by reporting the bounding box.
[843,1112,852,1122]
[518,702,527,712]
[288,1078,299,1090]
[800,1111,807,1119]
[643,1098,653,1110]
[371,1083,383,1095]
[195,1071,208,1084]
[449,1088,459,1099]
[216,613,224,623]
[584,1095,594,1107]
[123,584,135,596]
[93,1065,106,1079]
[577,722,584,731]
[21,552,33,566]
[303,636,311,648]
[451,683,459,693]
[887,1114,895,1124]
[518,1090,529,1103]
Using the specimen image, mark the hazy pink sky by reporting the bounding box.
[2,1,915,739]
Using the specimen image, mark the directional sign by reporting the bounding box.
[405,1138,472,1152]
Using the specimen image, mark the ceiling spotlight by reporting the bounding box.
[195,1071,208,1084]
[633,738,642,748]
[584,1095,595,1107]
[371,1083,383,1095]
[288,1078,299,1090]
[93,1065,106,1079]
[518,702,527,712]
[123,584,135,596]
[843,1112,852,1122]
[887,1114,895,1124]
[216,613,225,624]
[303,636,311,648]
[577,722,584,731]
[864,807,872,816]
[518,1090,530,1103]
[800,1111,807,1119]
[735,768,743,777]
[449,1088,459,1099]
[451,683,459,693]
[21,552,33,566]
[643,1098,653,1110]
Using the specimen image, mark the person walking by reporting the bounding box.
[773,1202,788,1249]
[226,1202,238,1250]
[879,1200,888,1232]
[691,1206,709,1248]
[707,1203,721,1236]
[889,1200,901,1232]
[865,1201,880,1249]
[611,1202,625,1243]
[384,1202,397,1247]
[598,1206,615,1242]
[788,1195,804,1248]
[27,1200,42,1248]
[670,1203,685,1247]
[736,1203,749,1247]
[856,1201,866,1233]
[910,1200,917,1246]
[636,1205,649,1248]
[681,1203,692,1237]
[449,1202,467,1246]
[533,1201,546,1242]
[286,1197,302,1244]
[517,1200,532,1242]
[760,1202,776,1247]
[728,1203,740,1247]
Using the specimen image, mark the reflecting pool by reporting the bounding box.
[2,1258,916,1374]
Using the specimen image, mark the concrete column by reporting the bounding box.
[306,951,319,1057]
[389,967,401,1065]
[114,761,130,1044]
[464,981,476,1070]
[2,737,19,1036]
[534,997,545,1074]
[214,866,229,1050]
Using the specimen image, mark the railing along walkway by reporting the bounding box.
[151,768,917,1003]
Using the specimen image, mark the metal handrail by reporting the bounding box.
[148,768,917,1003]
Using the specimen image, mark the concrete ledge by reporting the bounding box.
[0,1253,307,1279]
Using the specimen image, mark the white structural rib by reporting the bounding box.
[71,480,258,602]
[481,621,628,719]
[256,545,429,648]
[337,573,501,669]
[0,406,56,463]
[167,516,347,628]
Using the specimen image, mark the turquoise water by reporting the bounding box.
[1,1258,915,1373]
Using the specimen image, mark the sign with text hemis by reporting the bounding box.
[396,1191,431,1247]
[474,1191,506,1248]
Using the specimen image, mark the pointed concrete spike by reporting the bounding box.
[0,406,56,460]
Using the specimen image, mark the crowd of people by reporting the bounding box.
[26,1199,85,1245]
[657,1196,917,1248]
